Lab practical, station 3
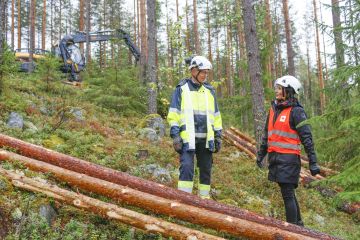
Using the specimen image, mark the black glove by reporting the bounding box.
[309,162,320,176]
[308,154,320,176]
[214,137,221,153]
[256,156,264,168]
[173,136,183,154]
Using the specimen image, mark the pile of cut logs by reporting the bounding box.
[0,133,340,239]
[223,127,359,215]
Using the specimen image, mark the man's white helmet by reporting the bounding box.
[188,56,212,70]
[274,75,302,94]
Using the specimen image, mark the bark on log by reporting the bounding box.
[0,167,224,240]
[0,150,335,240]
[0,134,339,240]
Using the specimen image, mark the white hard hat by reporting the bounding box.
[188,56,212,70]
[274,75,302,94]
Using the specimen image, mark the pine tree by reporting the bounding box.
[242,0,266,145]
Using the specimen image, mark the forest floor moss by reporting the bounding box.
[0,72,358,239]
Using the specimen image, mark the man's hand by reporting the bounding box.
[309,163,320,176]
[173,136,183,154]
[214,137,221,153]
[256,156,264,168]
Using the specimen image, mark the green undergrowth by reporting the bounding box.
[0,71,359,239]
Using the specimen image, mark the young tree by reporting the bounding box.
[242,0,266,146]
[147,0,157,114]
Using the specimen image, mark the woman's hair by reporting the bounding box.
[284,87,296,100]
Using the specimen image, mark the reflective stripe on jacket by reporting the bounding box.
[167,79,222,152]
[267,107,301,155]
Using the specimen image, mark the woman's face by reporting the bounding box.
[275,84,285,100]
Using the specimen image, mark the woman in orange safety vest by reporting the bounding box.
[256,75,320,226]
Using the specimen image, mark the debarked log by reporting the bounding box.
[223,134,256,159]
[0,150,328,240]
[224,129,257,154]
[0,134,339,240]
[0,167,224,240]
[229,127,256,146]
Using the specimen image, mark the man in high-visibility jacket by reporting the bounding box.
[167,56,222,199]
[256,75,320,226]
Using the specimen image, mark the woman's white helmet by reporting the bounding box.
[188,56,212,70]
[274,75,302,94]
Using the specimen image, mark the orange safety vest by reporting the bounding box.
[267,107,301,155]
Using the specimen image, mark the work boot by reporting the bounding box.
[296,220,304,227]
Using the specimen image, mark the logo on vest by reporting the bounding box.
[280,115,286,122]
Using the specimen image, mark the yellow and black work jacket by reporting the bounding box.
[167,79,222,152]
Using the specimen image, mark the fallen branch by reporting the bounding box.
[0,167,223,240]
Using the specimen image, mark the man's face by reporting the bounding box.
[192,68,209,83]
[275,84,285,100]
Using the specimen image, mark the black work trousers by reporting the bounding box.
[278,183,303,226]
[179,139,212,185]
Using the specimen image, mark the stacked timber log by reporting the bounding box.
[0,166,224,240]
[0,134,340,239]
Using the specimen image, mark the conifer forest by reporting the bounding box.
[0,0,359,239]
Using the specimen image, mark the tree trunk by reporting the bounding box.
[0,135,338,239]
[11,0,14,50]
[133,0,137,53]
[275,16,282,78]
[206,0,213,82]
[282,0,295,75]
[85,0,91,63]
[185,0,190,53]
[50,0,53,46]
[29,0,36,73]
[42,0,46,50]
[265,0,274,86]
[313,0,325,113]
[306,45,312,107]
[348,0,358,66]
[79,0,84,52]
[0,166,224,240]
[147,0,157,114]
[331,0,345,67]
[193,0,200,54]
[241,0,266,148]
[0,0,6,64]
[139,0,147,83]
[319,2,328,82]
[59,0,62,42]
[0,150,335,240]
[17,0,21,49]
